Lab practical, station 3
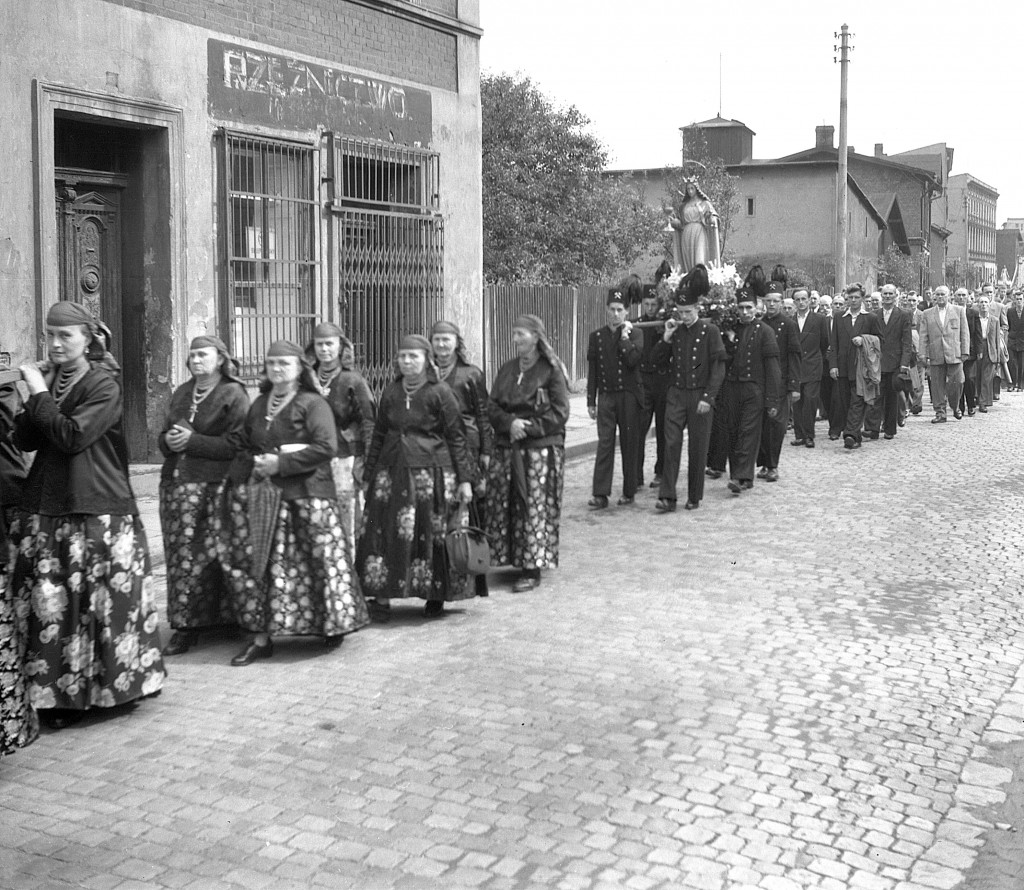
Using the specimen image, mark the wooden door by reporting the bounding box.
[54,174,145,458]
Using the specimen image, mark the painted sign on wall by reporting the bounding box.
[208,40,432,146]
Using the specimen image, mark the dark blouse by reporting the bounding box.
[14,366,137,516]
[227,390,338,501]
[0,383,28,509]
[316,369,376,459]
[439,361,493,459]
[158,377,250,483]
[364,379,475,485]
[488,356,570,449]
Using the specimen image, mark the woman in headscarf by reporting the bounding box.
[306,322,375,559]
[484,315,570,593]
[429,320,493,597]
[157,335,249,656]
[223,340,368,666]
[12,301,166,729]
[357,335,475,619]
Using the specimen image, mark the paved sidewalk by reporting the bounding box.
[4,391,1024,890]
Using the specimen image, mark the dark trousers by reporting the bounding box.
[592,390,640,498]
[959,359,977,412]
[1010,349,1024,388]
[637,372,669,482]
[793,379,820,442]
[828,374,847,438]
[659,387,713,505]
[757,395,790,469]
[865,371,899,437]
[837,377,868,443]
[819,372,833,424]
[719,380,763,482]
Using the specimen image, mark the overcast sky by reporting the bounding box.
[480,0,1024,220]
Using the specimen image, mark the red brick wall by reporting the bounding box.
[99,0,458,91]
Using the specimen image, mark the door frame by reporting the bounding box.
[33,81,188,388]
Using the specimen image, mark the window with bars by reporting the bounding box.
[221,132,319,381]
[330,135,444,393]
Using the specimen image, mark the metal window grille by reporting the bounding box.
[332,136,439,213]
[329,135,444,393]
[221,132,318,381]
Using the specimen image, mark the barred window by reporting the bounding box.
[221,132,319,381]
[330,136,443,393]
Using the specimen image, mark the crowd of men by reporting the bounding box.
[586,276,1024,513]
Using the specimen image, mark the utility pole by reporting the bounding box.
[835,24,852,292]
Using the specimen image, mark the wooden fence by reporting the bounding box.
[483,285,609,388]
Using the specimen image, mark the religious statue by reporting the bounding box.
[666,180,720,273]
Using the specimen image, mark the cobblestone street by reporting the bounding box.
[3,396,1024,890]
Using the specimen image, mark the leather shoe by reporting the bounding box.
[616,496,634,506]
[883,433,895,440]
[162,630,197,656]
[512,575,540,593]
[324,635,344,649]
[953,410,963,420]
[805,440,815,448]
[727,480,743,494]
[705,468,722,479]
[654,498,676,513]
[231,639,273,666]
[931,416,946,423]
[978,406,988,413]
[765,468,779,482]
[40,708,85,730]
[898,417,906,427]
[756,467,769,479]
[843,435,856,449]
[424,600,444,618]
[790,438,806,447]
[968,408,976,416]
[588,495,609,509]
[865,431,879,440]
[828,434,840,440]
[649,475,662,488]
[684,501,700,510]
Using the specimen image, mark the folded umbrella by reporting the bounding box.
[246,476,282,578]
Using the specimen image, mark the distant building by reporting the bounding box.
[681,116,755,165]
[996,226,1023,285]
[946,174,1000,288]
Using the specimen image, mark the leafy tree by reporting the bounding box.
[481,73,662,285]
[877,244,921,290]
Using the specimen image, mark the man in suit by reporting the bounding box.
[899,291,924,420]
[865,284,912,440]
[791,287,829,448]
[1006,290,1024,391]
[961,290,981,417]
[587,288,643,507]
[829,283,884,449]
[757,287,801,481]
[982,283,1009,400]
[826,293,847,439]
[918,285,970,423]
[975,294,1001,411]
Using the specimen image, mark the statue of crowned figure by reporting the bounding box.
[666,179,720,273]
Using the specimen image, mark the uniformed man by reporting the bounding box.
[757,286,801,482]
[651,267,725,512]
[586,288,643,508]
[635,284,669,489]
[711,267,782,494]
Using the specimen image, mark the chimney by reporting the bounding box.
[874,143,885,158]
[815,125,835,149]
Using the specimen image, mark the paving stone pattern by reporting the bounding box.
[2,394,1024,889]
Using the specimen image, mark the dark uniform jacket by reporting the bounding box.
[586,325,643,405]
[158,377,250,483]
[829,310,885,378]
[14,365,138,516]
[873,306,913,372]
[318,369,376,459]
[794,312,830,384]
[228,390,338,501]
[440,361,493,460]
[725,320,783,410]
[364,380,475,484]
[638,317,670,378]
[651,319,726,404]
[763,313,802,394]
[1007,305,1024,351]
[488,356,570,449]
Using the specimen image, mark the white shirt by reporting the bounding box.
[981,316,989,338]
[938,307,947,326]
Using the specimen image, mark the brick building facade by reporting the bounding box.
[0,0,483,459]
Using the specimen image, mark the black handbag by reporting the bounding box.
[445,505,490,575]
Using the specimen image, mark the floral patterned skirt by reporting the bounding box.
[330,456,363,563]
[484,444,564,571]
[159,477,234,630]
[224,488,369,637]
[11,512,166,711]
[357,465,471,602]
[0,534,38,756]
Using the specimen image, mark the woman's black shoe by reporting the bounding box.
[424,600,445,618]
[231,639,273,666]
[368,599,392,623]
[323,635,344,649]
[162,630,198,656]
[40,708,85,730]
